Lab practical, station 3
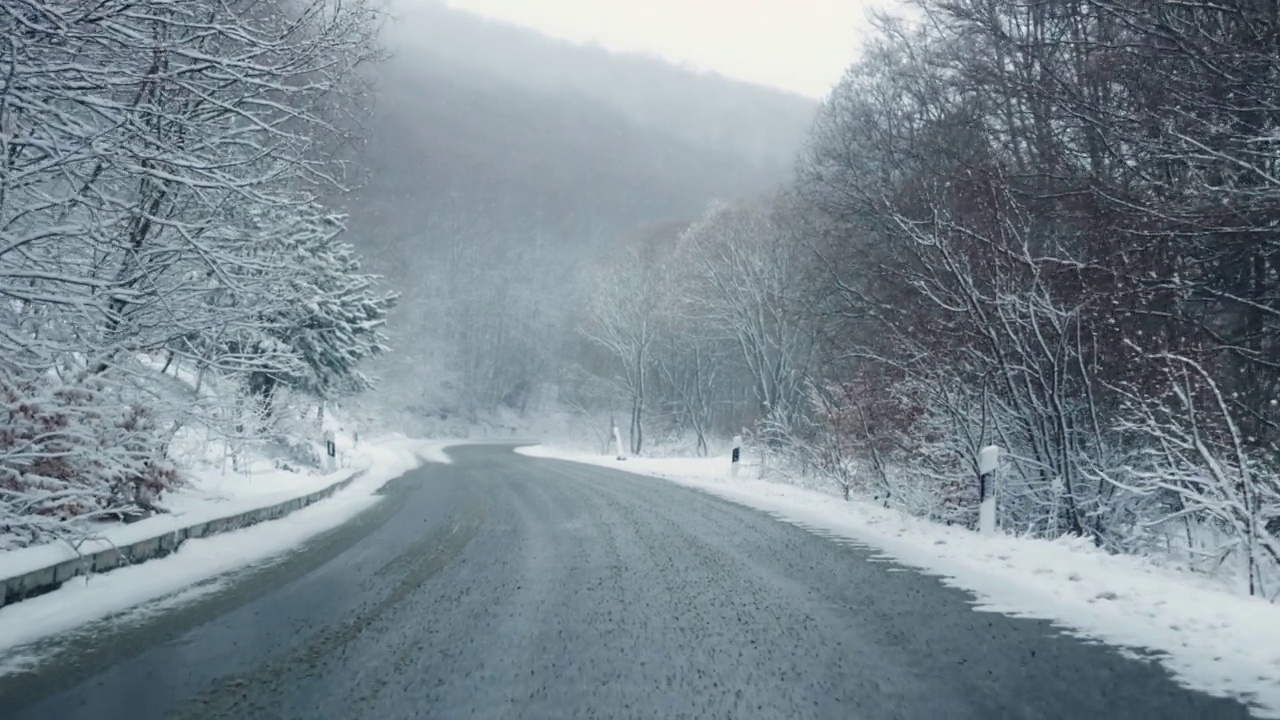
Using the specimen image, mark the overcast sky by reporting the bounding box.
[441,0,885,98]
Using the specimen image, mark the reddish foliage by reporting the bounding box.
[0,374,178,531]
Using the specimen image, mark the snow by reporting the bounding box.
[0,436,458,668]
[519,445,1280,718]
[2,432,339,580]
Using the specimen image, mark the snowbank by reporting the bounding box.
[519,445,1280,718]
[3,433,359,581]
[0,436,458,666]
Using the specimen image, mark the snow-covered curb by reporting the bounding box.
[0,438,458,652]
[519,445,1280,718]
[3,471,357,601]
[0,437,458,666]
[0,476,366,610]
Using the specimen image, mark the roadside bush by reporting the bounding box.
[0,372,178,549]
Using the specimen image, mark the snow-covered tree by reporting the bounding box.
[581,244,665,454]
[0,0,385,545]
[238,210,397,421]
[672,196,817,427]
[785,0,1280,594]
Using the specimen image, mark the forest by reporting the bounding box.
[4,0,1278,598]
[0,1,394,546]
[572,0,1280,596]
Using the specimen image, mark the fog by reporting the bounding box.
[345,1,816,432]
[6,2,1278,703]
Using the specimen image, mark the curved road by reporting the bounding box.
[0,445,1251,719]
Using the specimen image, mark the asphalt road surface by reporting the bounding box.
[0,444,1253,719]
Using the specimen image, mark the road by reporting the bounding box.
[0,444,1252,719]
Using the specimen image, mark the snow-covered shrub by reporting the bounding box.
[262,390,327,470]
[807,376,980,524]
[1101,356,1280,597]
[0,372,178,549]
[745,394,867,501]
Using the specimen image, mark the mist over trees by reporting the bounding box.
[345,4,816,431]
[390,1,815,170]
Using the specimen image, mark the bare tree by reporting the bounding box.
[673,197,818,427]
[581,246,665,454]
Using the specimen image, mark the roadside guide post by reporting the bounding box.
[978,445,1000,535]
[325,429,337,472]
[731,435,742,478]
[613,425,626,461]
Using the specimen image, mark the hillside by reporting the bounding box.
[387,1,817,168]
[341,4,815,424]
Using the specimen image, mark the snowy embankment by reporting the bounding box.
[0,436,455,668]
[519,445,1280,718]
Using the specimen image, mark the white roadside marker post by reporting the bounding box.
[613,425,626,461]
[731,435,742,478]
[324,429,337,473]
[1050,475,1064,537]
[978,445,1000,535]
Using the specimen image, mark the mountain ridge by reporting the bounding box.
[385,1,817,168]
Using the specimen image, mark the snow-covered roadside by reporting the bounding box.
[0,437,457,669]
[2,433,379,581]
[519,445,1280,718]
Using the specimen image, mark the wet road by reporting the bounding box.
[0,444,1252,719]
